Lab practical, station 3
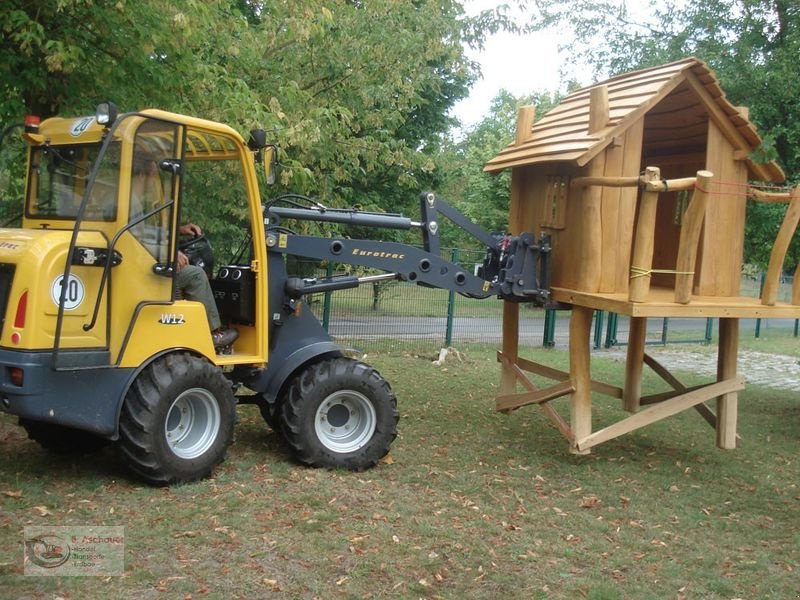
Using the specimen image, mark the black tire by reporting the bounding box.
[118,353,236,485]
[281,357,398,470]
[19,418,110,454]
[258,399,283,434]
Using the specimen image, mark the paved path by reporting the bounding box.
[602,347,800,392]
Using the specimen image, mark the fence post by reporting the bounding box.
[604,312,618,348]
[445,248,458,346]
[661,317,669,345]
[704,318,713,344]
[794,319,799,338]
[593,310,604,349]
[543,308,556,347]
[755,272,764,338]
[322,261,334,332]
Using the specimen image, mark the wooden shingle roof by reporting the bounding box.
[484,57,783,182]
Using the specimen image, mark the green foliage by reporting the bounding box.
[438,90,560,248]
[0,1,516,230]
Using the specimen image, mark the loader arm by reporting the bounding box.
[265,192,552,305]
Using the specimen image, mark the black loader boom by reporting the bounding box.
[265,191,552,306]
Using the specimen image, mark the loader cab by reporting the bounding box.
[13,108,270,368]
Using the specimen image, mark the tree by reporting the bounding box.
[527,0,800,271]
[1,1,516,226]
[438,90,560,249]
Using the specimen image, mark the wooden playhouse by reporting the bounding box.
[484,57,800,453]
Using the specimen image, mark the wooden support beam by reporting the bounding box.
[643,352,684,390]
[643,177,699,193]
[569,307,594,454]
[513,355,623,398]
[761,186,800,306]
[575,376,745,452]
[571,175,641,189]
[675,170,713,304]
[515,105,536,146]
[500,302,520,396]
[629,166,661,302]
[640,384,707,405]
[643,352,740,442]
[495,380,575,412]
[623,317,647,412]
[496,352,574,442]
[588,85,610,134]
[716,319,740,449]
[749,187,793,203]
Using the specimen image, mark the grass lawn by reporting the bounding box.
[0,344,798,599]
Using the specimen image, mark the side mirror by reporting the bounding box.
[248,129,267,150]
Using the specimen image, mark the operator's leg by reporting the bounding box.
[175,265,221,330]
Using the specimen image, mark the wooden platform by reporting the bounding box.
[552,286,800,318]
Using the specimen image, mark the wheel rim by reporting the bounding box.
[164,388,221,459]
[314,390,376,454]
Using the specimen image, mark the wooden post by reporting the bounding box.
[674,171,713,303]
[500,108,531,394]
[569,307,594,454]
[793,261,800,305]
[761,186,800,306]
[515,106,536,146]
[629,166,661,302]
[716,318,739,449]
[622,317,647,412]
[588,86,610,134]
[500,302,520,395]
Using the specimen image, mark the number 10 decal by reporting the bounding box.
[51,274,85,310]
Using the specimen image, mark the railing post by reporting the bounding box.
[674,170,713,303]
[762,185,800,306]
[629,166,661,302]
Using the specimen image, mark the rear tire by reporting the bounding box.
[118,353,235,485]
[281,357,398,470]
[19,419,110,454]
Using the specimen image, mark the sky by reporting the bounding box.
[450,1,585,129]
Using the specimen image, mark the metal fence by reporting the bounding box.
[296,250,798,352]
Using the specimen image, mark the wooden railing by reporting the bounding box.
[571,166,712,304]
[749,186,800,306]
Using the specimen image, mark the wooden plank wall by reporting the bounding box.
[605,119,644,294]
[699,121,748,296]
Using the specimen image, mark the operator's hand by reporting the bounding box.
[177,250,189,272]
[179,223,202,236]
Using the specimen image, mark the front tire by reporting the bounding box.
[281,357,398,470]
[118,353,236,485]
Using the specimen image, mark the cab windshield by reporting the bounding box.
[26,142,120,221]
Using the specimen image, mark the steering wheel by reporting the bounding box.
[178,234,215,278]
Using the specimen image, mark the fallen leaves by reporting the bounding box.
[2,490,22,498]
[580,495,601,509]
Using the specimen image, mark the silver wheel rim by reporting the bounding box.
[314,390,376,453]
[164,388,221,459]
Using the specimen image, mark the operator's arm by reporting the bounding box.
[179,223,202,236]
